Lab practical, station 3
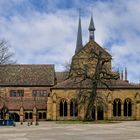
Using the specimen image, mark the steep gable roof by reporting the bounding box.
[73,40,111,58]
[0,64,55,86]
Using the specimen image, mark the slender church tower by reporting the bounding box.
[88,14,95,41]
[75,16,83,54]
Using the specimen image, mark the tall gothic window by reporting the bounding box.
[60,101,63,116]
[124,98,132,117]
[70,99,78,117]
[113,99,121,116]
[59,99,67,117]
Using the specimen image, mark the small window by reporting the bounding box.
[32,90,37,97]
[43,112,46,119]
[32,90,48,97]
[39,112,42,119]
[10,90,24,97]
[29,112,33,119]
[25,112,28,119]
[10,90,16,97]
[43,90,48,96]
[18,90,24,97]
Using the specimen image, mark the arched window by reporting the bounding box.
[70,99,78,117]
[11,113,20,122]
[124,98,132,117]
[70,101,74,116]
[43,112,46,119]
[64,101,67,116]
[39,112,42,119]
[97,106,104,120]
[59,99,67,117]
[29,112,32,119]
[113,99,121,116]
[25,112,28,119]
[60,101,63,116]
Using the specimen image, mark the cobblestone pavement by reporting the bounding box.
[0,121,140,140]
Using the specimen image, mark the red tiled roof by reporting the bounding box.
[52,77,140,89]
[55,72,69,83]
[0,64,55,86]
[0,97,47,110]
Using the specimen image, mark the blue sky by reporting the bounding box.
[0,0,140,82]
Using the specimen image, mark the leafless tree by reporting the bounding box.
[71,48,119,120]
[63,61,71,72]
[0,39,16,64]
[58,61,71,81]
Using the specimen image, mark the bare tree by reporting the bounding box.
[63,61,71,72]
[71,47,119,120]
[0,39,15,64]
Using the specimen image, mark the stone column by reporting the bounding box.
[107,102,112,120]
[121,103,124,119]
[136,102,140,120]
[47,97,53,120]
[33,107,37,122]
[20,107,24,123]
[95,105,98,121]
[79,105,85,120]
[67,102,70,120]
[103,108,105,120]
[52,94,57,120]
[6,114,9,120]
[52,101,57,120]
[132,103,135,119]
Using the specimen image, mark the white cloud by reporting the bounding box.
[0,0,140,82]
[0,8,78,70]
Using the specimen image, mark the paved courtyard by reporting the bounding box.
[0,121,140,140]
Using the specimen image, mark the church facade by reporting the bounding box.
[47,16,140,121]
[0,16,140,122]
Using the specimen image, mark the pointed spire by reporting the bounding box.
[117,68,120,79]
[88,14,95,41]
[75,14,83,54]
[121,70,123,80]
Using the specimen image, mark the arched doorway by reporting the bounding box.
[97,106,104,120]
[91,106,104,120]
[92,108,95,120]
[11,113,20,122]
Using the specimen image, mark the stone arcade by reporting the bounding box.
[47,16,140,121]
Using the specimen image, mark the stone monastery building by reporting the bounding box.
[0,15,140,122]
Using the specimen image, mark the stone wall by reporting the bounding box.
[48,88,140,121]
